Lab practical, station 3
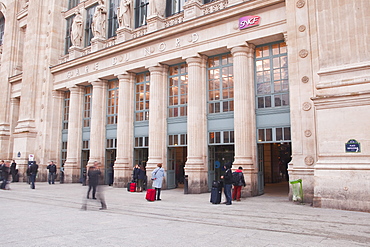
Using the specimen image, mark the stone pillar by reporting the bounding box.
[231,44,258,197]
[64,86,83,183]
[114,73,135,187]
[9,98,20,158]
[88,79,107,166]
[185,56,208,193]
[146,65,168,185]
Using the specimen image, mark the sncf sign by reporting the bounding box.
[239,16,261,30]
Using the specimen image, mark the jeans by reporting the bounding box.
[224,183,232,204]
[48,172,55,184]
[87,184,97,199]
[30,174,36,189]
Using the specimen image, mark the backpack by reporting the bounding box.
[232,172,241,185]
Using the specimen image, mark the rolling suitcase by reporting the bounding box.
[146,189,156,201]
[127,182,131,192]
[130,182,136,192]
[210,181,222,204]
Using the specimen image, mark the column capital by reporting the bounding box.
[51,90,64,99]
[230,43,255,56]
[90,79,106,88]
[116,72,133,81]
[185,55,207,65]
[10,97,20,104]
[148,64,169,74]
[68,85,83,94]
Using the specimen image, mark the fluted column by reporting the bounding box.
[64,86,83,183]
[231,44,258,196]
[146,65,168,185]
[114,73,135,187]
[88,79,107,166]
[185,55,208,193]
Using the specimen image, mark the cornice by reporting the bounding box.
[312,91,370,110]
[50,0,285,74]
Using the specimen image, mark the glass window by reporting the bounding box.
[166,0,187,17]
[0,16,4,45]
[68,0,80,9]
[107,80,119,125]
[83,86,92,128]
[207,53,234,114]
[85,5,97,47]
[135,72,150,121]
[62,91,70,130]
[209,131,234,145]
[64,16,74,54]
[108,0,120,38]
[257,127,290,143]
[135,0,148,28]
[255,42,289,109]
[168,63,188,118]
[135,136,149,147]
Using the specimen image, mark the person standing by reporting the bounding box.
[28,161,38,189]
[60,163,65,184]
[47,161,57,184]
[1,161,10,190]
[0,160,4,181]
[221,163,233,205]
[137,164,146,192]
[133,164,140,182]
[151,163,165,201]
[232,166,246,201]
[10,160,17,182]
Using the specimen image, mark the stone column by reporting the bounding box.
[64,86,83,183]
[114,73,135,187]
[146,65,168,185]
[231,44,258,197]
[185,56,208,193]
[88,79,107,167]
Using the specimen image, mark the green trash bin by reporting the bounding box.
[290,179,303,202]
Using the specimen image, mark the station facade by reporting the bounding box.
[0,0,369,212]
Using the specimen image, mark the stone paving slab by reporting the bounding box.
[1,182,370,247]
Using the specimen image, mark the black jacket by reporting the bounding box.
[88,168,101,186]
[47,164,57,173]
[29,163,39,175]
[224,168,233,185]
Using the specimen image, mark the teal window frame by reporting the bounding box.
[168,63,188,118]
[207,53,234,114]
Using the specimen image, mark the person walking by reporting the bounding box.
[151,163,165,201]
[221,162,233,205]
[232,166,246,201]
[1,160,10,190]
[47,161,57,184]
[28,161,39,189]
[83,162,107,210]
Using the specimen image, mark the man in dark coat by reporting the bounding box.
[82,162,107,210]
[232,166,246,201]
[28,161,38,189]
[221,162,233,205]
[47,161,57,184]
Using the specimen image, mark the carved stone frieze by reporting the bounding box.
[302,102,312,111]
[299,49,309,58]
[304,130,312,137]
[296,0,305,8]
[299,25,306,32]
[301,76,309,83]
[304,156,314,166]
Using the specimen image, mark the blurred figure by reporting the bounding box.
[108,162,114,186]
[28,161,38,189]
[1,160,10,190]
[0,160,4,181]
[137,164,146,192]
[47,161,57,184]
[60,163,65,184]
[82,162,107,210]
[133,164,140,182]
[151,163,165,201]
[10,160,18,182]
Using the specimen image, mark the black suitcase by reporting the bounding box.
[210,181,222,204]
[127,182,132,192]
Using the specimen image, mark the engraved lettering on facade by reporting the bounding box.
[94,62,99,70]
[112,57,117,65]
[176,38,180,47]
[191,33,199,43]
[85,66,89,73]
[159,42,166,52]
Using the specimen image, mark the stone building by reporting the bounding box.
[0,0,369,212]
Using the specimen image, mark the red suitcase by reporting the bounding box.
[146,189,156,201]
[130,182,136,192]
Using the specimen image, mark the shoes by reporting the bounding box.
[226,202,232,205]
[236,199,241,201]
[99,207,107,210]
[92,197,97,200]
[156,199,161,201]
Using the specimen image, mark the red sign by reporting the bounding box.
[239,16,261,30]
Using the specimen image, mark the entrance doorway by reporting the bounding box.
[105,149,116,185]
[168,147,187,189]
[208,145,235,190]
[81,150,89,184]
[257,143,291,195]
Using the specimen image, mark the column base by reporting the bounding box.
[113,161,132,188]
[241,167,258,197]
[184,162,208,194]
[63,161,81,183]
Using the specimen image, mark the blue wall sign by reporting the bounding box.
[345,139,361,153]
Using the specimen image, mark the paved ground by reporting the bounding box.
[1,182,370,247]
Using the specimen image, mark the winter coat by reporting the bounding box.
[232,169,246,187]
[88,168,101,186]
[47,164,57,173]
[151,167,165,188]
[138,168,146,180]
[223,168,233,185]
